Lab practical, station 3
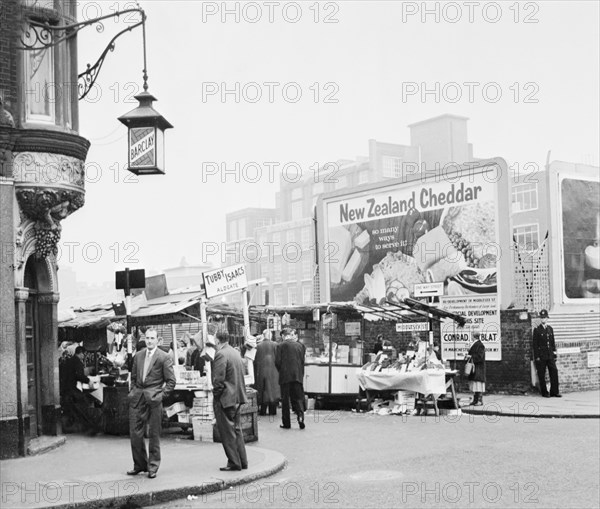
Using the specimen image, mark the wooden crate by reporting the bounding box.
[213,389,258,443]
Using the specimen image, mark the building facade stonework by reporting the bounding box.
[1,0,89,458]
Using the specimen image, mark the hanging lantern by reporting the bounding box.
[118,91,173,175]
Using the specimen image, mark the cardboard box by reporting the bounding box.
[177,411,190,423]
[165,402,188,418]
[192,417,215,442]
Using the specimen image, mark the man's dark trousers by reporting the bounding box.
[535,359,559,396]
[214,403,248,469]
[280,382,305,428]
[129,398,162,472]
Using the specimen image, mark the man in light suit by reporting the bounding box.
[212,332,248,471]
[127,328,176,478]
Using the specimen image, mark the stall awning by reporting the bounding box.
[251,299,466,326]
[58,306,119,329]
[131,291,204,318]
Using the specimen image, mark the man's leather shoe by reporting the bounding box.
[242,465,248,470]
[219,466,241,471]
[280,424,290,429]
[542,394,551,398]
[551,394,562,398]
[127,469,147,475]
[148,472,157,479]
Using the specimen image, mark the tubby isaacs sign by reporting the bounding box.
[202,264,248,299]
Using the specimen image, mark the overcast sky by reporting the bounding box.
[61,0,599,285]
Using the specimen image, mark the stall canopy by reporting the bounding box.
[130,290,244,326]
[251,299,466,326]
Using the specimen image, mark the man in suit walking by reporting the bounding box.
[275,327,306,430]
[127,328,176,478]
[212,332,248,471]
[533,309,561,398]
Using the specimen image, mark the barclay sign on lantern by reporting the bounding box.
[118,91,173,175]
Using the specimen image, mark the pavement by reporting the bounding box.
[1,390,598,509]
[458,389,600,418]
[0,433,285,509]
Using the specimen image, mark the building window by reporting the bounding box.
[313,182,325,195]
[302,285,312,304]
[291,187,303,200]
[24,42,55,124]
[382,156,403,178]
[272,232,281,255]
[238,218,247,238]
[229,220,238,240]
[273,286,283,305]
[302,257,313,280]
[260,263,269,280]
[301,227,311,249]
[334,175,348,190]
[291,200,304,220]
[512,183,538,213]
[514,224,540,251]
[273,262,282,282]
[358,171,370,184]
[288,286,297,305]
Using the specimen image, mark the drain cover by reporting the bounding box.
[349,470,404,482]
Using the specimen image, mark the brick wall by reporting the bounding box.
[555,340,600,392]
[0,1,19,125]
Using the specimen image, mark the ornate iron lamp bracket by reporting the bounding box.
[19,8,146,101]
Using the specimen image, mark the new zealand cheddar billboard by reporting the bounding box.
[317,159,511,361]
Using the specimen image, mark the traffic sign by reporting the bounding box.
[413,282,444,297]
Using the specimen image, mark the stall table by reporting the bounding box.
[356,369,459,415]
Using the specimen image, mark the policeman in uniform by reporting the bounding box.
[532,309,561,398]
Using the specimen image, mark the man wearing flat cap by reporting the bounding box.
[532,309,561,398]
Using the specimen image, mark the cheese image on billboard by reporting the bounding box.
[129,127,156,167]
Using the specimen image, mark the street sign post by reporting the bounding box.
[413,282,444,298]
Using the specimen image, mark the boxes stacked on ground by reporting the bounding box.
[394,390,416,413]
[190,390,214,441]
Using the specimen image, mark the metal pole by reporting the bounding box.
[125,268,133,370]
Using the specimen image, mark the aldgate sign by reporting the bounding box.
[202,263,248,299]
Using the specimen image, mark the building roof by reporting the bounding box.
[407,113,470,128]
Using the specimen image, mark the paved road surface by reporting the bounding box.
[152,408,600,508]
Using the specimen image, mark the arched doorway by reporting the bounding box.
[24,257,42,438]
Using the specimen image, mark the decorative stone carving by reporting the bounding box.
[37,293,60,305]
[13,152,85,189]
[15,187,85,258]
[14,288,29,302]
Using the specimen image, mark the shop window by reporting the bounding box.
[512,183,538,213]
[513,224,540,252]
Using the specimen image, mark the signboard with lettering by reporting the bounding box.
[395,322,429,332]
[129,127,156,169]
[414,282,444,298]
[439,294,500,361]
[344,321,361,336]
[202,264,248,299]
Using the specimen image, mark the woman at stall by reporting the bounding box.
[466,334,486,406]
[254,330,280,416]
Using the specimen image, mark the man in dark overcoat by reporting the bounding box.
[254,330,280,416]
[532,309,561,398]
[275,327,306,429]
[212,332,249,471]
[127,328,176,478]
